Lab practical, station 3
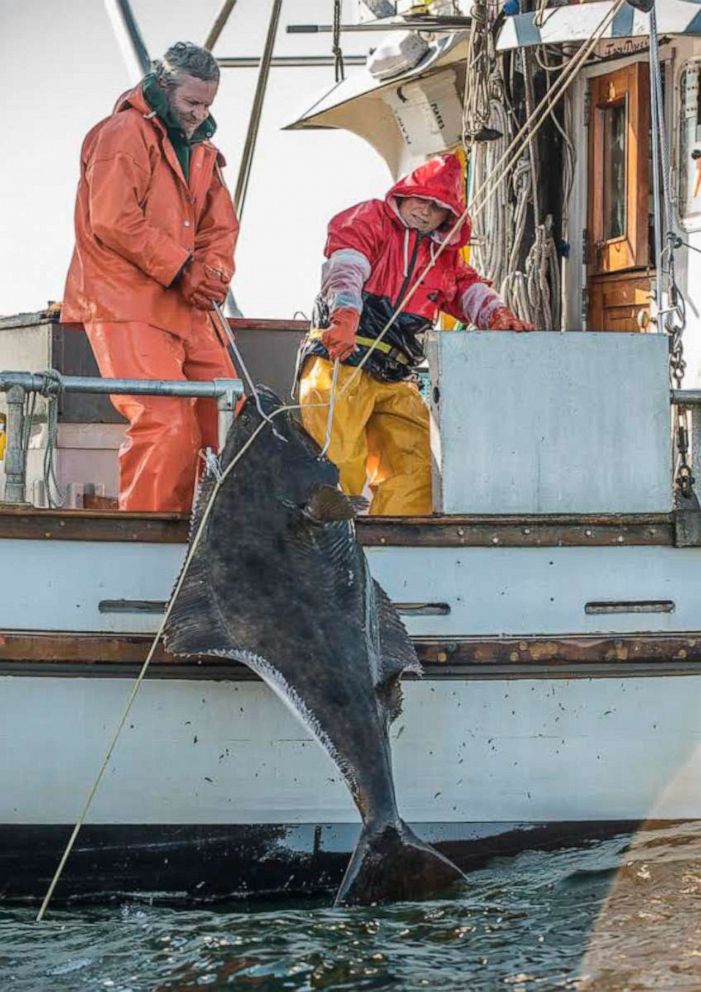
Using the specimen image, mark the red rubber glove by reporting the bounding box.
[321,307,360,361]
[488,306,534,332]
[180,259,227,311]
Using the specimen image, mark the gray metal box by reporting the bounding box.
[427,331,673,515]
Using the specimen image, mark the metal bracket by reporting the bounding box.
[214,377,240,448]
[3,385,29,505]
[674,506,701,547]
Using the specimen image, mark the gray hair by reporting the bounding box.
[153,42,220,87]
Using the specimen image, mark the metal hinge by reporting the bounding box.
[583,84,591,127]
[581,286,588,327]
[582,227,589,263]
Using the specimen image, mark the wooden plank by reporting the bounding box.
[0,507,188,543]
[2,631,700,669]
[357,513,674,547]
[414,633,701,666]
[0,507,675,546]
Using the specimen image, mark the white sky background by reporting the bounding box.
[0,0,391,319]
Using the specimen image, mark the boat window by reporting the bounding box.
[603,99,627,241]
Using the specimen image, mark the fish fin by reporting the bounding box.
[304,485,355,523]
[371,578,422,721]
[334,819,465,906]
[163,456,241,659]
[164,552,240,660]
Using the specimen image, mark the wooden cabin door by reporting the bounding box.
[587,62,653,331]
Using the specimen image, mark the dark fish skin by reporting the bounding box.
[164,388,464,905]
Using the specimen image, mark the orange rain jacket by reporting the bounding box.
[61,85,238,333]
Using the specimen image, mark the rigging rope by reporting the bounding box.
[35,4,638,914]
[40,370,66,509]
[332,0,346,83]
[336,0,626,396]
[34,384,341,921]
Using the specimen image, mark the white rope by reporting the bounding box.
[37,8,628,914]
[338,0,625,396]
[35,394,332,922]
[318,358,340,459]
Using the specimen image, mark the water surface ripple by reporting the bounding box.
[3,826,701,991]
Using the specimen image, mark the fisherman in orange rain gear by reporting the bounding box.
[61,42,239,513]
[298,152,533,517]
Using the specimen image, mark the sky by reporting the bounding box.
[0,0,391,320]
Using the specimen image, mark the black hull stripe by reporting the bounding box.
[0,821,645,905]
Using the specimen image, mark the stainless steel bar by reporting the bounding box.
[0,372,243,400]
[216,378,239,447]
[235,0,283,221]
[217,55,366,68]
[204,0,239,52]
[4,385,28,504]
[672,390,701,405]
[286,17,471,33]
[104,0,151,80]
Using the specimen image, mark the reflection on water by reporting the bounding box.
[1,826,700,991]
[579,821,701,991]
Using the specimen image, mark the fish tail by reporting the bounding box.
[333,819,464,906]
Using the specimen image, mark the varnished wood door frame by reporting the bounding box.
[588,61,650,275]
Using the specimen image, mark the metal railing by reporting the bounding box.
[2,373,701,511]
[0,371,243,505]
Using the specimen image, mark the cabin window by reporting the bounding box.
[602,98,627,240]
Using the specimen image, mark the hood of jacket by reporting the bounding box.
[385,152,470,248]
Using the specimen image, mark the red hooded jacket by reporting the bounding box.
[61,85,238,334]
[306,153,500,380]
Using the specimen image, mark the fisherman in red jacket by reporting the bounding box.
[61,42,238,513]
[298,152,532,516]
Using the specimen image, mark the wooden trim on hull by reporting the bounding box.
[0,507,676,547]
[2,631,701,680]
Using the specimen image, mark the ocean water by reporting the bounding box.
[2,824,701,991]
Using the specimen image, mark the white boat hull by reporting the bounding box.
[1,670,700,901]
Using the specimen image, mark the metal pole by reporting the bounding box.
[0,372,242,400]
[205,0,239,52]
[104,0,151,80]
[648,14,663,313]
[217,54,366,68]
[4,386,27,504]
[672,390,701,405]
[234,0,283,220]
[650,8,673,236]
[215,379,239,447]
[286,16,471,33]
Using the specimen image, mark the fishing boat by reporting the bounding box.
[2,0,701,905]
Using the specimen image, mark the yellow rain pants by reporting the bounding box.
[299,357,432,516]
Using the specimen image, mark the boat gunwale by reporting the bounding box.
[0,506,676,547]
[1,630,700,680]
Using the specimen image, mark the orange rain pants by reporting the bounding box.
[85,318,235,513]
[299,356,432,516]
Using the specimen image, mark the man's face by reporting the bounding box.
[397,195,451,234]
[162,73,219,137]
